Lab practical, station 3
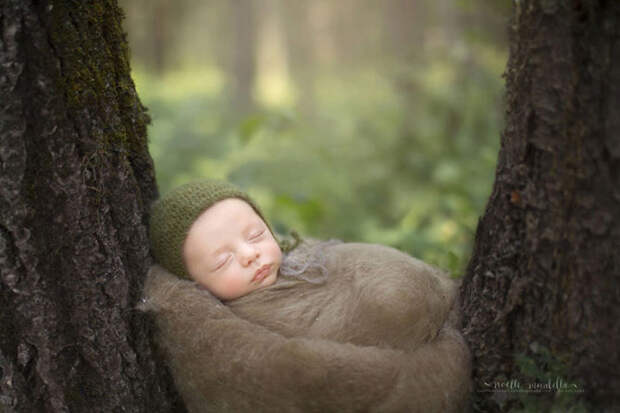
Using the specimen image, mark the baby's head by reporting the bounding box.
[149,180,282,301]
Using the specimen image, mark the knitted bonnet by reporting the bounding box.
[149,180,275,279]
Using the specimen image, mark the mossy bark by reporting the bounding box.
[0,1,183,411]
[460,1,620,412]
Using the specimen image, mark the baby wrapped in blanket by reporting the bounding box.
[143,180,471,412]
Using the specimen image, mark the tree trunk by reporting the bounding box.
[281,2,317,119]
[381,0,424,62]
[230,0,257,118]
[0,1,183,411]
[460,1,620,411]
[151,0,170,74]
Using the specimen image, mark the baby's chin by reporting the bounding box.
[255,268,278,291]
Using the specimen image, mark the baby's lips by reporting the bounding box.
[253,264,272,282]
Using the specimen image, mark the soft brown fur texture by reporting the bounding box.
[142,242,472,412]
[230,242,457,352]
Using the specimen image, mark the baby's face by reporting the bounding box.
[183,198,281,300]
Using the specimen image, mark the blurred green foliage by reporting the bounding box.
[134,43,503,276]
[124,0,508,276]
[512,345,589,412]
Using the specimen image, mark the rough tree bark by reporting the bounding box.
[460,1,620,412]
[0,1,182,411]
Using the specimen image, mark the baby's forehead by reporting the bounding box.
[204,197,261,219]
[185,198,266,256]
[194,198,264,233]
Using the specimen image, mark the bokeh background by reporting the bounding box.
[120,0,510,275]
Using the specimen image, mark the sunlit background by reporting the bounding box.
[120,0,510,275]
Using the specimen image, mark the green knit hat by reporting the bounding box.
[149,180,275,279]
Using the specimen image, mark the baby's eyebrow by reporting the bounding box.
[242,221,263,235]
[205,220,264,258]
[209,245,228,258]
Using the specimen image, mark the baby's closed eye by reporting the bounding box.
[214,253,232,270]
[249,229,265,241]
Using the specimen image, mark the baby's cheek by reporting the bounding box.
[220,273,251,299]
[266,240,282,263]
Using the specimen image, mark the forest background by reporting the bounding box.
[120,0,510,276]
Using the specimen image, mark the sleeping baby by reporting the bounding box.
[142,180,472,412]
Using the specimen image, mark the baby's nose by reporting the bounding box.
[241,245,259,266]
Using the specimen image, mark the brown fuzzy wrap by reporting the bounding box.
[142,242,472,412]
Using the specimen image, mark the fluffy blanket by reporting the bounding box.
[141,242,471,412]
